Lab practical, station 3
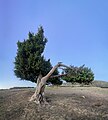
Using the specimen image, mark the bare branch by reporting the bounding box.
[59,63,72,69]
[59,67,66,70]
[50,74,67,78]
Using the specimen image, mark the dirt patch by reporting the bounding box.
[0,87,108,120]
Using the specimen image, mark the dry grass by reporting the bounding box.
[0,87,108,120]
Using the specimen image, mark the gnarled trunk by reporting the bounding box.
[29,62,69,104]
[29,73,43,103]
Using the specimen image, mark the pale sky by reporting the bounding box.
[0,0,108,89]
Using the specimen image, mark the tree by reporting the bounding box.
[14,26,66,104]
[14,26,94,105]
[62,65,94,85]
[14,26,62,85]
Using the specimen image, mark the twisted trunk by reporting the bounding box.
[29,62,69,104]
[29,73,42,102]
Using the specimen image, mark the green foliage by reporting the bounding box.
[14,26,61,84]
[62,65,94,85]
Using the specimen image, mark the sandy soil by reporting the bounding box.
[0,87,108,120]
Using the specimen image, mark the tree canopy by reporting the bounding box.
[14,26,62,85]
[62,65,94,85]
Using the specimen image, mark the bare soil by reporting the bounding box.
[0,87,108,120]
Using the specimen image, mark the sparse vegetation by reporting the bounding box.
[0,87,108,120]
[92,80,108,88]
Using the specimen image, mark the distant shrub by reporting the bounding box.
[10,87,34,89]
[92,81,108,88]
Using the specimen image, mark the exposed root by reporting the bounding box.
[29,92,48,106]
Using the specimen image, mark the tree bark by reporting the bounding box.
[29,62,69,104]
[29,73,42,102]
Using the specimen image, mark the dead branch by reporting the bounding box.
[50,74,67,78]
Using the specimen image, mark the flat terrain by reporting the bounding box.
[0,87,108,120]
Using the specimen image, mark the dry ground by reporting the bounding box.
[0,87,108,120]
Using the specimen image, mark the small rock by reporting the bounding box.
[81,96,85,99]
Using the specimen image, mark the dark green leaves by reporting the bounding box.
[14,26,48,82]
[62,65,94,85]
[14,26,61,85]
